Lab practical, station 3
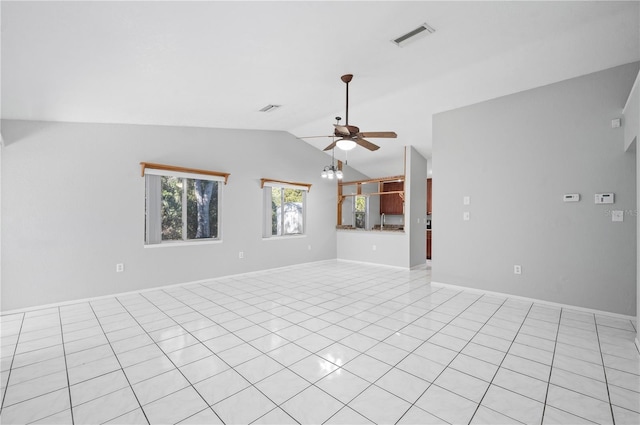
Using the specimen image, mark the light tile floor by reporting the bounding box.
[1,261,639,424]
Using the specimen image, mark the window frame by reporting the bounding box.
[261,180,309,239]
[143,164,226,246]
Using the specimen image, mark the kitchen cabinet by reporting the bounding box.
[427,178,432,214]
[380,182,404,215]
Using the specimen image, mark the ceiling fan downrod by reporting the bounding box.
[341,74,353,125]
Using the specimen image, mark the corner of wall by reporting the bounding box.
[407,146,428,268]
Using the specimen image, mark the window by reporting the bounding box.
[354,195,367,229]
[262,180,309,238]
[143,163,227,245]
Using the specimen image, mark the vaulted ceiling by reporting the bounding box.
[2,1,639,177]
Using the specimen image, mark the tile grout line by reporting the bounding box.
[538,313,616,424]
[539,307,562,425]
[173,275,453,423]
[478,303,560,422]
[182,271,443,363]
[159,290,306,425]
[56,307,75,425]
[324,289,498,424]
[2,264,636,425]
[281,281,456,423]
[320,287,466,424]
[411,296,530,424]
[85,302,151,425]
[156,285,322,423]
[219,274,624,424]
[0,312,25,414]
[115,295,226,425]
[593,312,617,425]
[472,303,583,420]
[148,278,352,417]
[0,315,81,423]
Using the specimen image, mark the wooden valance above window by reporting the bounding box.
[140,162,230,184]
[260,178,312,192]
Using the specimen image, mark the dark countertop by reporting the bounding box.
[336,225,405,233]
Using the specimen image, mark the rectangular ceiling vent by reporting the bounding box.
[259,104,281,112]
[392,23,435,47]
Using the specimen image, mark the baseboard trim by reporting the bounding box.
[336,258,409,271]
[1,259,338,316]
[430,281,636,321]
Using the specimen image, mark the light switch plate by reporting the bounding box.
[463,196,470,205]
[612,210,623,222]
[463,212,470,221]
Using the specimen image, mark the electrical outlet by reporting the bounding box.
[116,263,124,273]
[238,251,244,259]
[514,265,522,275]
[463,212,470,221]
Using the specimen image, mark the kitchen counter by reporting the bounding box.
[336,225,404,233]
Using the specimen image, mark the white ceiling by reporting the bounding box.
[2,1,639,177]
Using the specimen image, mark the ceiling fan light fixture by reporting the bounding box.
[336,138,357,151]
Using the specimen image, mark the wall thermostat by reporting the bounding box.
[563,194,580,202]
[594,193,614,204]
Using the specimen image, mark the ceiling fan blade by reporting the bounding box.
[358,131,397,138]
[323,141,338,151]
[334,125,351,136]
[299,135,334,139]
[355,138,380,151]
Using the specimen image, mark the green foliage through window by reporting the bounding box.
[355,195,366,229]
[161,176,219,241]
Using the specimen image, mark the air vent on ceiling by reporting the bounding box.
[259,104,281,112]
[392,23,435,47]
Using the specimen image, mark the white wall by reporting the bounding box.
[624,73,639,152]
[1,120,339,311]
[336,231,409,268]
[407,146,428,267]
[432,62,638,316]
[626,69,640,340]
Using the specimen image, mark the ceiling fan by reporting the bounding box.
[304,74,397,152]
